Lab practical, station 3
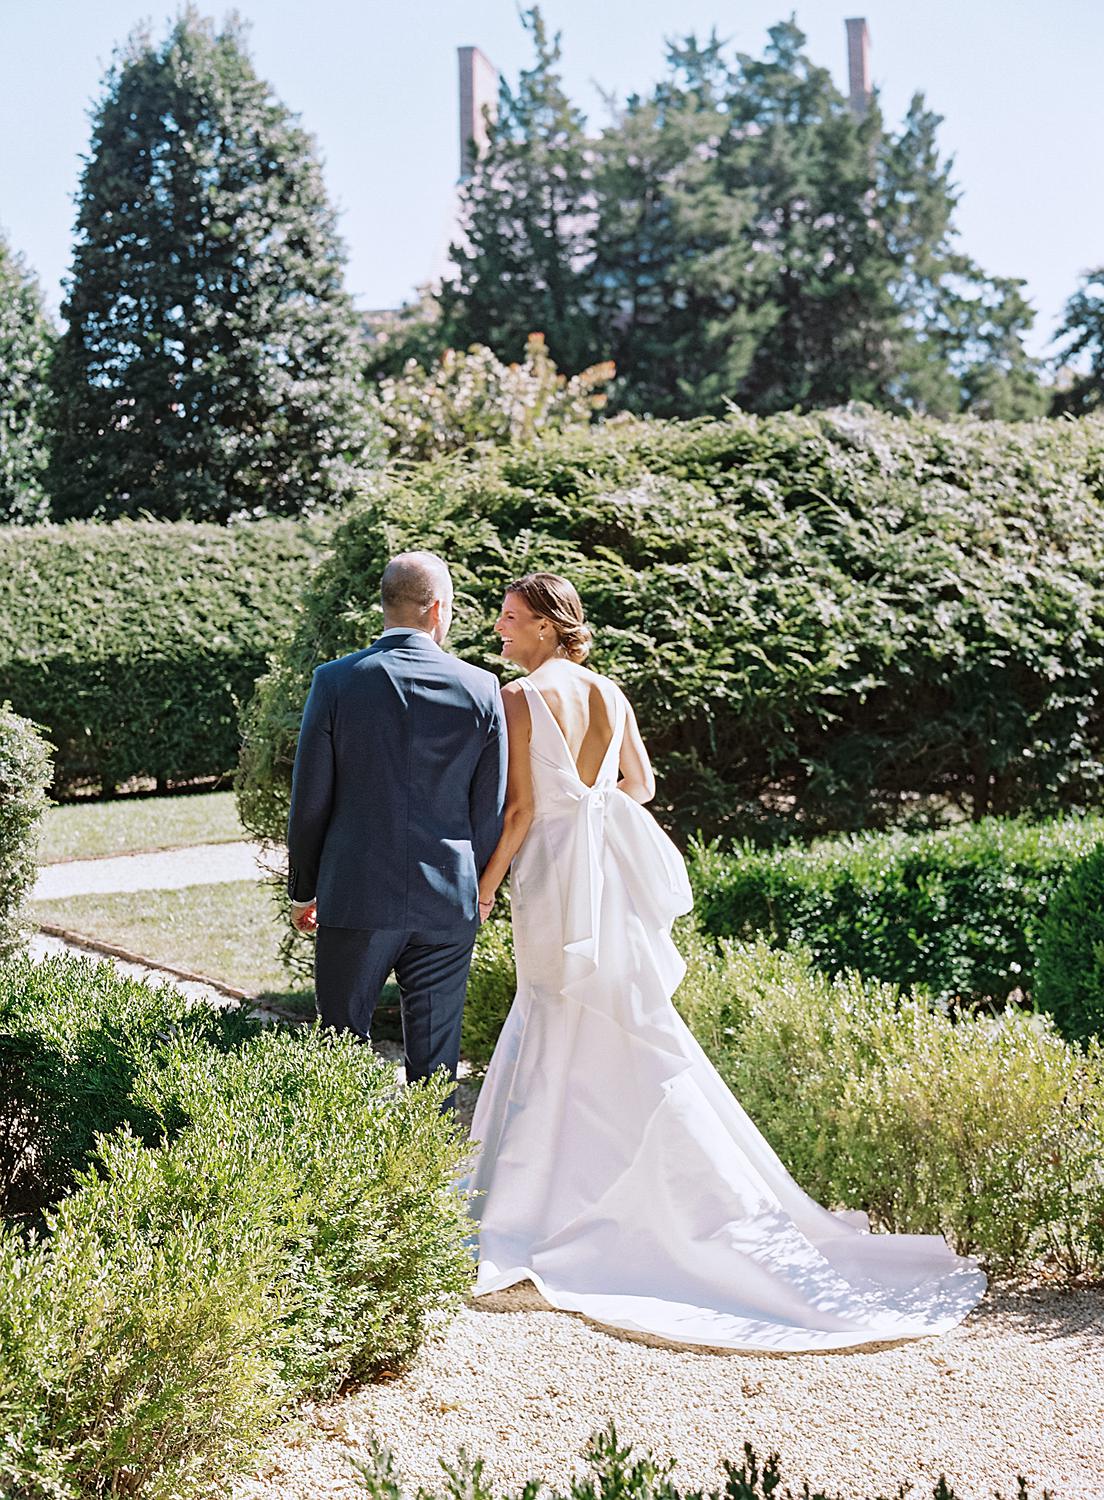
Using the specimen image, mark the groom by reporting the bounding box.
[286,551,508,1107]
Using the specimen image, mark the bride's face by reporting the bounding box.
[494,592,547,667]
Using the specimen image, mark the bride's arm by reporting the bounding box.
[617,693,656,804]
[478,683,535,916]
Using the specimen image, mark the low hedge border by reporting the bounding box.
[0,954,473,1500]
[688,813,1104,1008]
[0,516,332,796]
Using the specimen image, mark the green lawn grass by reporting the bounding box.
[38,790,246,864]
[31,879,306,1003]
[32,873,407,1036]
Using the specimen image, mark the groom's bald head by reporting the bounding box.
[381,551,453,637]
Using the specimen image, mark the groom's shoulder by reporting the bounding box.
[444,652,501,704]
[310,648,372,686]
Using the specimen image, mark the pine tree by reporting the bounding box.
[0,235,54,524]
[441,8,596,376]
[1051,269,1104,415]
[50,9,375,522]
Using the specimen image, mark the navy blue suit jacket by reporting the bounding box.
[286,631,508,932]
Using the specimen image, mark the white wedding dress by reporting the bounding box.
[462,676,986,1351]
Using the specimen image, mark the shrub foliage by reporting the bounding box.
[0,516,330,794]
[371,334,613,462]
[0,707,52,962]
[1034,843,1104,1042]
[239,407,1104,856]
[689,814,1104,1007]
[0,955,473,1500]
[675,939,1104,1273]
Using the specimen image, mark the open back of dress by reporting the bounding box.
[462,676,985,1352]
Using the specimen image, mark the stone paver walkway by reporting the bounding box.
[33,840,271,900]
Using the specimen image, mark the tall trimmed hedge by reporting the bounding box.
[689,813,1104,1006]
[0,705,52,960]
[239,408,1104,854]
[0,518,331,795]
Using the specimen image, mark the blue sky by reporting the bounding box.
[2,0,1101,359]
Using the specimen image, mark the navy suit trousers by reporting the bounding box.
[315,925,477,1110]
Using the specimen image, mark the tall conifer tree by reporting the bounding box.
[1051,269,1104,415]
[51,9,374,521]
[0,235,54,523]
[442,9,595,376]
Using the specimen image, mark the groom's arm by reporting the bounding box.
[469,682,508,876]
[286,666,336,906]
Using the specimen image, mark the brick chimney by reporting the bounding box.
[845,18,871,118]
[458,46,498,180]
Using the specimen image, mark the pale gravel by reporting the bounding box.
[231,1281,1104,1500]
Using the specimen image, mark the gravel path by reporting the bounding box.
[32,840,270,899]
[233,1281,1104,1500]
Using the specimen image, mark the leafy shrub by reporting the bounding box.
[0,516,332,795]
[371,333,614,461]
[676,939,1104,1273]
[1034,844,1104,1041]
[0,956,474,1500]
[238,408,1104,866]
[0,706,51,961]
[355,1421,1053,1500]
[463,913,517,1068]
[689,814,1104,1006]
[0,953,240,1216]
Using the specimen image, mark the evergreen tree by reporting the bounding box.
[441,9,596,376]
[1051,269,1104,415]
[879,99,1045,418]
[590,38,773,416]
[0,235,54,524]
[51,9,374,522]
[720,22,902,414]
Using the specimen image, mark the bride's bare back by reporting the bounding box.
[526,659,654,799]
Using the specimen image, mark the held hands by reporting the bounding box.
[291,899,318,935]
[478,885,495,924]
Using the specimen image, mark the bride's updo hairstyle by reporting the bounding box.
[507,572,593,664]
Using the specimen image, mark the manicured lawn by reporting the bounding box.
[37,790,246,863]
[31,879,307,1004]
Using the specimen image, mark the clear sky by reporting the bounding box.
[2,0,1102,359]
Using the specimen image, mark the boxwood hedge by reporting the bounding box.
[237,407,1104,860]
[688,813,1104,1007]
[0,517,331,795]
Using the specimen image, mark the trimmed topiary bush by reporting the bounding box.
[0,516,332,796]
[688,813,1104,1007]
[0,705,52,961]
[0,955,474,1500]
[1034,843,1104,1041]
[239,408,1104,877]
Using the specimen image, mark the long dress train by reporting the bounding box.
[461,677,986,1352]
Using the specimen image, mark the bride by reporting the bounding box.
[463,572,986,1352]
